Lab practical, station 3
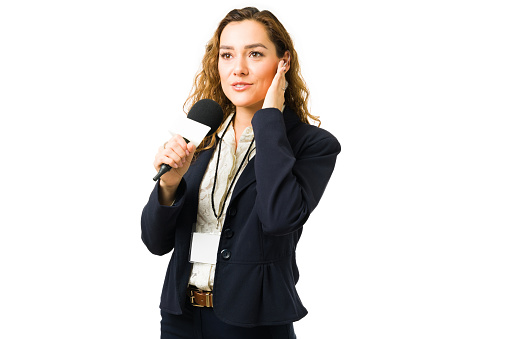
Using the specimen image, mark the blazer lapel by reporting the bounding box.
[230,156,256,202]
[184,148,215,215]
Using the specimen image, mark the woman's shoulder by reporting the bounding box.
[285,110,341,155]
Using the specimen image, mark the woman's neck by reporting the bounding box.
[233,106,257,148]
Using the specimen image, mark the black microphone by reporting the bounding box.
[153,99,223,181]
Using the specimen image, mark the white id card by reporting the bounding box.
[189,232,221,265]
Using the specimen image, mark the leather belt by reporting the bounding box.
[187,286,213,307]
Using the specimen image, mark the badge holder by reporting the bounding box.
[189,232,221,265]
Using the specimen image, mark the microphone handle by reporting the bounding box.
[153,164,171,181]
[152,137,190,181]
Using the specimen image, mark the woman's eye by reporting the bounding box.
[220,53,232,59]
[250,51,263,58]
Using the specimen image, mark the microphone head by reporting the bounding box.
[187,99,224,136]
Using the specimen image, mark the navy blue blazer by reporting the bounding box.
[141,107,340,327]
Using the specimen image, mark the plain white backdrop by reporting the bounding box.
[1,1,508,338]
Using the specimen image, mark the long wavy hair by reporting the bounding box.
[184,7,320,154]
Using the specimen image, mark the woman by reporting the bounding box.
[141,7,341,338]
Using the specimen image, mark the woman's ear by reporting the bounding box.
[282,51,291,71]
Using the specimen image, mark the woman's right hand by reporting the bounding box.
[154,134,196,189]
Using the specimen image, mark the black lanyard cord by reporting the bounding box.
[211,115,255,221]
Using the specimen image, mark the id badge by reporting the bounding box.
[189,232,221,265]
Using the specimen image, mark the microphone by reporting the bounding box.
[153,99,223,181]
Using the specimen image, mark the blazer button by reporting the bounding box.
[228,208,237,216]
[223,228,234,239]
[221,249,231,260]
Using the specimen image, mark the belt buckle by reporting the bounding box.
[189,288,213,307]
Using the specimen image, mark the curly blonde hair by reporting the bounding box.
[184,7,320,153]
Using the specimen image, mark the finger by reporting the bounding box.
[187,142,196,154]
[165,135,187,152]
[165,138,189,159]
[279,60,288,77]
[166,134,190,157]
[274,61,287,89]
[154,154,177,171]
[173,134,189,153]
[156,148,184,169]
[165,143,187,161]
[163,152,184,168]
[155,147,167,167]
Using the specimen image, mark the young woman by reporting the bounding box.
[141,7,341,339]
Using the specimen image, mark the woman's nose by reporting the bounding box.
[233,57,248,76]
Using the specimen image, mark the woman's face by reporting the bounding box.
[218,20,281,112]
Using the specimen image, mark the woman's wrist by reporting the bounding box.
[158,180,179,206]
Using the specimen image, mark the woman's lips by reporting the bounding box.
[231,82,252,91]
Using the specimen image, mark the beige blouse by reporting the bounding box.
[188,114,256,291]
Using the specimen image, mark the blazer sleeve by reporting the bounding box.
[251,108,341,236]
[140,179,187,255]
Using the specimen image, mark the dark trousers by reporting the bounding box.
[160,300,297,339]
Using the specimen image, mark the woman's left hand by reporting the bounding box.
[262,59,288,112]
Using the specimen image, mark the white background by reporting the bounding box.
[1,0,508,338]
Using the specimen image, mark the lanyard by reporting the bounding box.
[211,115,255,225]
